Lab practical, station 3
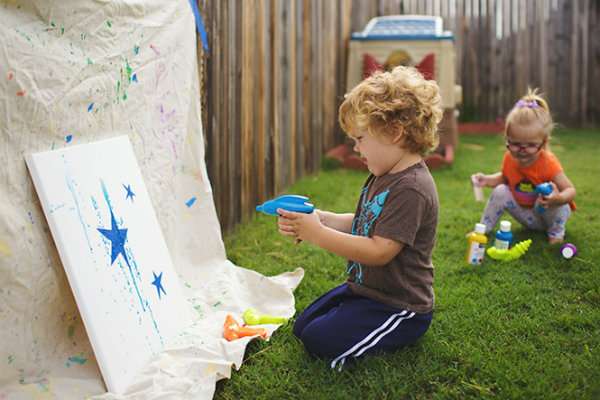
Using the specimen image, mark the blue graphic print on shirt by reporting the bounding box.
[347,187,389,284]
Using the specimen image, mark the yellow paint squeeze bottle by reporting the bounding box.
[466,223,488,265]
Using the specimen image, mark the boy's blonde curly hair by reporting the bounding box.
[339,66,443,156]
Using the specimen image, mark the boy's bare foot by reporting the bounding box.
[548,237,564,245]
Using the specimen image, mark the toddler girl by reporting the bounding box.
[472,89,576,244]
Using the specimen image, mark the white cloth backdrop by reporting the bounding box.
[0,1,303,398]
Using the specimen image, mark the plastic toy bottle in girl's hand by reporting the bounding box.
[466,223,488,265]
[534,182,553,213]
[494,220,513,250]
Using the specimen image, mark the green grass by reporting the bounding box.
[217,129,600,399]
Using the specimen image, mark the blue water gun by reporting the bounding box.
[256,195,315,216]
[534,182,553,213]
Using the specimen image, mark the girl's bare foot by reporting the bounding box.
[548,237,564,245]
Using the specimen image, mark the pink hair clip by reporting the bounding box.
[515,99,539,109]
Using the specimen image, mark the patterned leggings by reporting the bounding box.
[480,184,571,239]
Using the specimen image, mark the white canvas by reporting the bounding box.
[25,136,193,394]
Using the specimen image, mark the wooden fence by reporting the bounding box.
[197,0,352,231]
[197,0,599,231]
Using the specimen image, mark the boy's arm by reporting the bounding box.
[278,209,403,266]
[312,227,404,266]
[316,210,354,233]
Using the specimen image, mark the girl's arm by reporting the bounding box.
[539,172,576,207]
[316,210,354,233]
[278,209,403,266]
[472,172,505,188]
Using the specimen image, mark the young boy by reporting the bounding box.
[277,66,442,369]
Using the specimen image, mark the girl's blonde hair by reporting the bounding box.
[339,66,443,156]
[505,88,554,147]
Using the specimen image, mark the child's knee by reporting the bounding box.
[292,314,309,339]
[297,320,340,358]
[490,184,512,202]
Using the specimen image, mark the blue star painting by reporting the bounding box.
[26,136,193,394]
[97,209,128,265]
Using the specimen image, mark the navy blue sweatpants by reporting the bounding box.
[293,283,432,370]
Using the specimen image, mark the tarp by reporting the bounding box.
[0,1,303,398]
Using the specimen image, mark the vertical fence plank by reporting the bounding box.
[579,0,589,124]
[585,0,598,124]
[295,0,304,179]
[288,0,298,185]
[537,0,548,95]
[255,0,267,204]
[554,0,570,122]
[221,0,231,227]
[569,0,580,122]
[272,1,283,194]
[321,0,337,152]
[311,0,323,172]
[302,0,312,172]
[241,0,257,221]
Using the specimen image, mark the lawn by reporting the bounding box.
[216,129,600,399]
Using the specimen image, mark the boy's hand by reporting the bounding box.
[277,209,322,243]
[537,181,562,208]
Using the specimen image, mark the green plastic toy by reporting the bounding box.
[486,239,532,261]
[243,308,288,325]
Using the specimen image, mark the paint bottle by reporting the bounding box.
[466,223,488,265]
[494,220,513,250]
[534,182,553,213]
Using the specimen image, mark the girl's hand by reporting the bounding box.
[471,173,488,187]
[277,209,323,243]
[537,181,562,208]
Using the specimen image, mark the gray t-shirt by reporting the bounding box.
[346,160,439,313]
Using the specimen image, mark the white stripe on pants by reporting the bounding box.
[330,310,415,370]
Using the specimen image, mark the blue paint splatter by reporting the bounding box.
[68,355,87,365]
[151,271,166,299]
[65,134,73,143]
[66,176,93,252]
[132,73,138,83]
[87,103,94,112]
[123,184,135,202]
[185,197,197,208]
[133,45,140,55]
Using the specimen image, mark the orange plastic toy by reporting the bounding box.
[223,314,267,341]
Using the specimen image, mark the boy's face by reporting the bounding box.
[351,131,405,176]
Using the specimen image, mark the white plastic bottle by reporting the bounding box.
[466,223,488,265]
[494,220,513,250]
